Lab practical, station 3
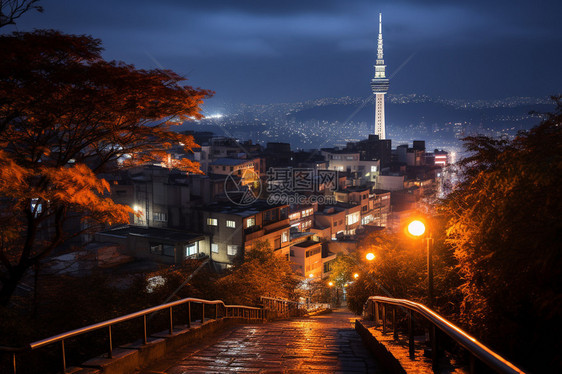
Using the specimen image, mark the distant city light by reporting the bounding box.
[206,113,224,119]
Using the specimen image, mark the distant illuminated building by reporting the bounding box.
[454,122,464,139]
[371,12,389,139]
[434,150,449,166]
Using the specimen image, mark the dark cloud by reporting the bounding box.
[4,0,561,104]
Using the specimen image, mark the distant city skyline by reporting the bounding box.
[5,0,562,106]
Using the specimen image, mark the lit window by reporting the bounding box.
[227,245,238,256]
[207,218,218,226]
[246,217,255,228]
[346,212,360,225]
[31,198,43,217]
[211,243,219,253]
[185,242,198,257]
[282,231,289,243]
[226,220,236,228]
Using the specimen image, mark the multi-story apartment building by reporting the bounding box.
[288,204,316,232]
[209,157,262,177]
[313,206,346,240]
[290,240,323,279]
[368,189,391,227]
[108,165,194,229]
[96,225,209,266]
[321,149,380,184]
[199,202,291,265]
[192,136,263,174]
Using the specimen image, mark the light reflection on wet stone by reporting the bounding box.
[137,308,382,373]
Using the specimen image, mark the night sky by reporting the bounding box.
[5,0,562,106]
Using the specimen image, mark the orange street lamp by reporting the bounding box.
[353,273,359,279]
[407,219,434,308]
[407,220,426,237]
[366,252,376,261]
[328,281,334,287]
[308,273,314,279]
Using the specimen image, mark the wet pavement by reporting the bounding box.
[137,307,383,373]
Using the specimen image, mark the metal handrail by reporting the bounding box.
[29,297,258,349]
[2,297,263,373]
[366,296,525,374]
[260,296,300,305]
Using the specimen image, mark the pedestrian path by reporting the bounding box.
[137,307,383,373]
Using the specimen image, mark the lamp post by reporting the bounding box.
[407,220,434,308]
[328,281,340,306]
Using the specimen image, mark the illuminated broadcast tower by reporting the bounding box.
[371,12,389,139]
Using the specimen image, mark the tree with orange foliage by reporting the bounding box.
[0,30,213,305]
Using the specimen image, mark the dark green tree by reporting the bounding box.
[441,97,562,370]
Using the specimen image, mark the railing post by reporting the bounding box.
[382,304,387,335]
[61,339,66,373]
[392,306,398,341]
[201,303,205,324]
[374,301,379,326]
[187,302,191,328]
[143,314,148,345]
[12,352,16,374]
[169,306,174,335]
[108,325,113,359]
[215,304,218,320]
[431,325,438,370]
[408,311,415,359]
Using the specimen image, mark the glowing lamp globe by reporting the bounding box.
[328,281,334,287]
[408,220,426,237]
[353,273,359,279]
[366,253,375,261]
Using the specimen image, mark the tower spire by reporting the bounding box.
[371,12,389,139]
[377,13,384,61]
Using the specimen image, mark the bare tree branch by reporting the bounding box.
[0,0,43,28]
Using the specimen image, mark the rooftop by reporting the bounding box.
[372,189,391,194]
[321,148,360,155]
[339,186,371,193]
[202,201,287,216]
[293,240,321,248]
[100,225,205,243]
[210,158,250,166]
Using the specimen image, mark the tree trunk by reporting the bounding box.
[0,265,27,306]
